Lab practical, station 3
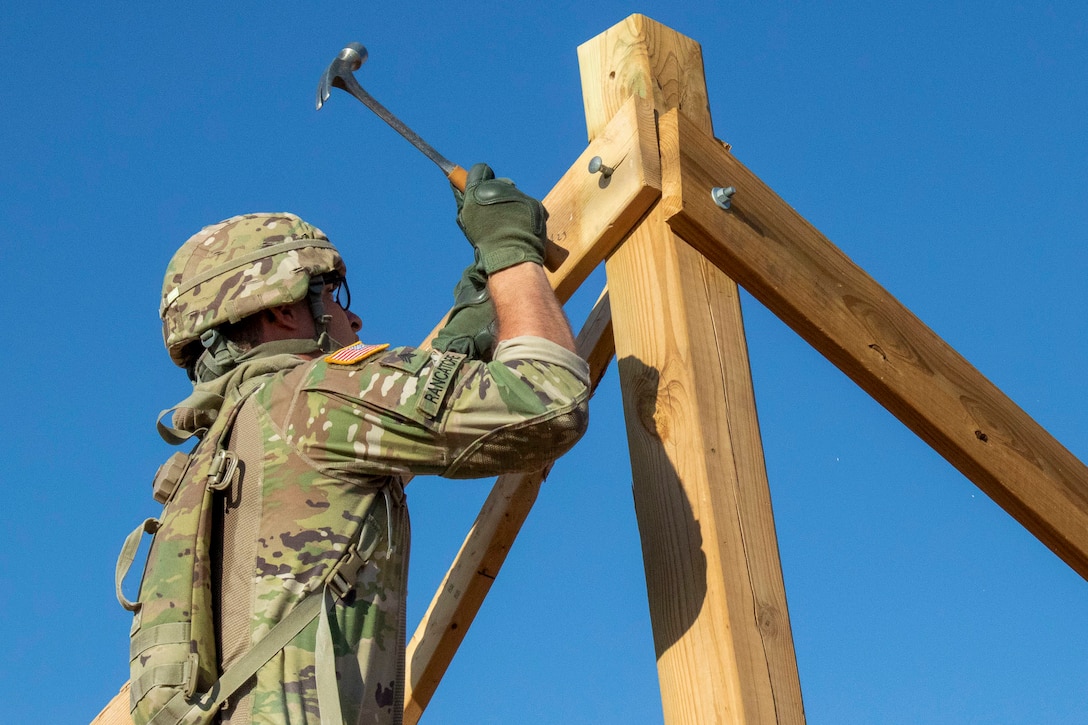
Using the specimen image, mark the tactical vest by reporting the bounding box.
[115,377,380,725]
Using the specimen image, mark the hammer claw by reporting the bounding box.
[317,42,456,176]
[314,42,566,272]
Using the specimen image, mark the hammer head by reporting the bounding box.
[315,42,369,110]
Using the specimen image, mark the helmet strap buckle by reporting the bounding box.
[308,277,340,352]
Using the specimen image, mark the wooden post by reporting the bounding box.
[581,15,805,724]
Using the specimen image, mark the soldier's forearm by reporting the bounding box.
[487,262,577,353]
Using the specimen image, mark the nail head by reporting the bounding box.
[588,156,615,177]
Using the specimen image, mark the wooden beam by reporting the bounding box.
[583,14,805,725]
[659,107,1088,580]
[404,289,615,724]
[90,686,129,725]
[541,93,661,304]
[418,93,658,348]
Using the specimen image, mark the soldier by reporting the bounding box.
[129,164,589,725]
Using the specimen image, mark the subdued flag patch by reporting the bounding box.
[325,342,389,366]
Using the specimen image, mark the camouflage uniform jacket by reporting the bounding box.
[199,335,588,724]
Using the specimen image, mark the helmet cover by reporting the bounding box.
[160,213,344,367]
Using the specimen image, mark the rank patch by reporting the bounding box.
[325,342,389,366]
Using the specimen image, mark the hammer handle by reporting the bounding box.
[447,165,469,193]
[447,164,566,273]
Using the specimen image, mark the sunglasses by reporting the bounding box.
[317,273,351,311]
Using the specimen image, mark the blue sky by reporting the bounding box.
[2,2,1086,723]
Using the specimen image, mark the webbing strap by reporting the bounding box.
[155,390,224,446]
[316,585,344,725]
[130,622,191,661]
[116,519,160,612]
[313,515,383,724]
[143,691,192,725]
[147,586,326,725]
[131,661,192,706]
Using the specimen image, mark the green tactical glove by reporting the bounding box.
[453,162,548,275]
[432,262,498,360]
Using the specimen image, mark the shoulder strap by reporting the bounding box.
[133,375,379,725]
[120,381,266,613]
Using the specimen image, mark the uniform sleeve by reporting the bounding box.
[280,336,589,480]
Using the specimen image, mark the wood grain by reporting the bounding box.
[660,106,1088,580]
[578,14,713,140]
[585,13,805,725]
[89,685,130,725]
[541,93,661,303]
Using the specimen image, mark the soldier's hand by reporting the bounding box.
[432,262,497,360]
[454,163,547,275]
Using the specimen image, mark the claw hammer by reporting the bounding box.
[316,42,566,271]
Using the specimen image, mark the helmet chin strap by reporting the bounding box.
[307,275,341,353]
[191,328,251,383]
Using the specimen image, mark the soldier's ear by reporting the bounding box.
[265,303,305,332]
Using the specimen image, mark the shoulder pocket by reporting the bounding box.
[302,346,436,428]
[374,346,430,375]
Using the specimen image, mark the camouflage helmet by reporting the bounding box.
[160,213,344,367]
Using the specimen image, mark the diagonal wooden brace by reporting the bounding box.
[402,93,661,723]
[404,288,616,724]
[658,107,1088,580]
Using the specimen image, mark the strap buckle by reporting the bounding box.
[207,449,239,491]
[326,545,365,600]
